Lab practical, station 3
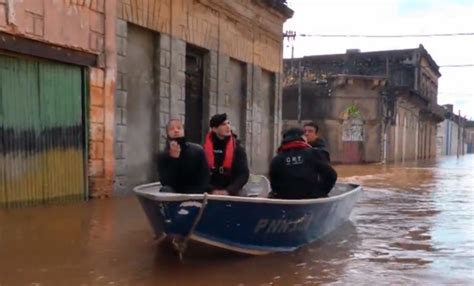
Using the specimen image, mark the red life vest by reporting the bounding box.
[277,140,311,153]
[203,132,235,174]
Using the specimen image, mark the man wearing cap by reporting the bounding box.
[269,127,337,199]
[203,113,249,196]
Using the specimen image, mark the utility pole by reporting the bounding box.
[297,60,302,124]
[457,109,461,159]
[283,31,301,123]
[283,30,296,70]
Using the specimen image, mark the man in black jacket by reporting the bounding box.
[157,119,210,194]
[303,121,331,163]
[204,113,249,196]
[269,127,337,199]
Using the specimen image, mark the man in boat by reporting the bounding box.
[204,113,250,196]
[303,121,331,163]
[157,119,210,194]
[269,127,337,199]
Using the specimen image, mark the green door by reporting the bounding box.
[0,55,86,207]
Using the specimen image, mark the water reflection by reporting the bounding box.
[146,221,359,286]
[0,155,473,285]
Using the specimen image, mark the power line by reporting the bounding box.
[439,92,473,96]
[439,64,474,67]
[298,32,474,38]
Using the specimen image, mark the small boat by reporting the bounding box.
[134,175,362,256]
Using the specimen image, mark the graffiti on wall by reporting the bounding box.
[342,104,364,142]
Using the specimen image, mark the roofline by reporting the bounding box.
[328,74,387,80]
[284,45,441,76]
[257,0,294,18]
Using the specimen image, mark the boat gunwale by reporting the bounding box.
[133,182,362,205]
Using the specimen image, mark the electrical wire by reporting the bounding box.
[298,32,474,38]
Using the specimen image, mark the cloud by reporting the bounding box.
[284,0,474,119]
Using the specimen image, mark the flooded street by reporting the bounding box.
[1,155,473,285]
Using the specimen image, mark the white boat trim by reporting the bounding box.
[134,182,362,205]
[189,234,274,255]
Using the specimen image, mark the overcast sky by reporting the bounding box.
[283,0,474,119]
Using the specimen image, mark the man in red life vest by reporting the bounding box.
[203,113,250,196]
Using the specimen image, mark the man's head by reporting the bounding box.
[282,127,306,144]
[210,113,232,139]
[303,122,319,143]
[167,119,185,139]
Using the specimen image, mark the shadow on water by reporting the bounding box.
[146,221,360,286]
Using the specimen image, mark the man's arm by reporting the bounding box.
[157,152,179,187]
[225,146,250,196]
[187,147,211,194]
[269,157,281,198]
[312,158,337,194]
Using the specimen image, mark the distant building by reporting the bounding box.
[436,104,467,156]
[283,45,444,164]
[465,121,474,154]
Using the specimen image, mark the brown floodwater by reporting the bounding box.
[1,155,473,285]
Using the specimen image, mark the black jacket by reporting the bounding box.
[208,134,250,196]
[157,141,210,194]
[309,138,331,163]
[269,142,337,199]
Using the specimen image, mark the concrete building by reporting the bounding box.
[436,104,467,156]
[283,45,444,164]
[0,0,292,207]
[465,121,474,154]
[113,0,293,194]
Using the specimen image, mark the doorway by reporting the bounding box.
[185,47,205,144]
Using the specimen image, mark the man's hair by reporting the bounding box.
[167,118,184,129]
[303,121,319,133]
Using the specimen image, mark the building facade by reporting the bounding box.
[436,104,467,156]
[282,45,444,164]
[465,121,474,154]
[0,0,292,207]
[113,0,292,194]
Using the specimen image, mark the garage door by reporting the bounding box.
[0,55,86,207]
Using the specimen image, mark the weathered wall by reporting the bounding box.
[219,58,246,138]
[436,119,463,156]
[114,0,288,187]
[283,77,384,163]
[0,0,104,53]
[0,0,116,199]
[119,25,156,193]
[117,0,285,73]
[390,99,420,162]
[465,125,474,153]
[283,47,442,164]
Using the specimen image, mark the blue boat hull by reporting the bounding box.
[135,182,362,255]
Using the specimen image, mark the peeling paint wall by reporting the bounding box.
[113,0,289,188]
[0,0,116,199]
[117,0,285,73]
[0,0,105,53]
[283,48,441,163]
[283,77,384,163]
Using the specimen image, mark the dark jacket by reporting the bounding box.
[309,138,331,163]
[207,133,250,196]
[269,140,337,199]
[157,140,210,194]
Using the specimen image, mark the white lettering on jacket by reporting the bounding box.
[285,155,304,166]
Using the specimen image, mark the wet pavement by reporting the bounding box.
[1,155,473,285]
